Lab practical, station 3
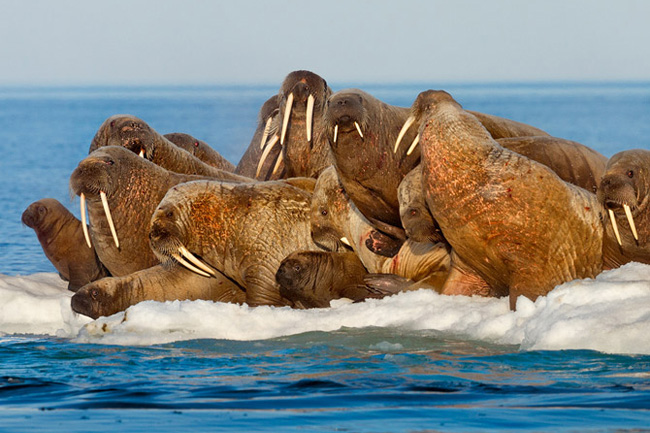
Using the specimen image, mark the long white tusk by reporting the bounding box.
[260,116,273,149]
[306,94,314,142]
[333,124,338,144]
[179,245,217,277]
[340,237,351,247]
[271,148,284,176]
[280,92,293,145]
[80,193,92,249]
[394,115,415,153]
[406,134,420,156]
[138,148,145,158]
[354,122,364,139]
[608,209,622,246]
[256,134,279,178]
[172,253,211,278]
[100,191,119,249]
[623,204,639,240]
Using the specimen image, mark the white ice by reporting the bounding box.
[1,263,649,355]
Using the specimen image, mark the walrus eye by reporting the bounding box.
[110,120,115,127]
[409,208,419,217]
[293,264,301,273]
[38,206,46,215]
[105,159,114,165]
[90,288,99,300]
[194,141,199,148]
[627,170,634,178]
[320,209,328,216]
[166,210,174,218]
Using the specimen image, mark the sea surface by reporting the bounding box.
[1,82,650,432]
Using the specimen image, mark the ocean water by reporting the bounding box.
[1,82,650,432]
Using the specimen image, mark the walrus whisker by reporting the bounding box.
[100,191,119,249]
[406,134,420,156]
[623,204,639,241]
[608,209,622,246]
[271,148,284,176]
[260,116,273,150]
[280,92,293,145]
[394,115,415,153]
[172,253,211,278]
[354,122,364,139]
[333,124,338,144]
[306,94,314,142]
[178,245,217,277]
[256,134,279,178]
[80,193,92,249]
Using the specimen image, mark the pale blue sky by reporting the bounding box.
[1,0,648,85]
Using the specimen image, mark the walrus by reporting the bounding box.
[235,95,285,180]
[148,179,324,306]
[89,114,246,180]
[397,166,443,244]
[163,132,235,172]
[598,149,650,269]
[275,250,371,308]
[417,90,603,309]
[264,70,335,179]
[69,146,245,277]
[21,198,109,291]
[71,263,246,319]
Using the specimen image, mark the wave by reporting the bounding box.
[1,263,649,354]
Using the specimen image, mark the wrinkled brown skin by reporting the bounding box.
[235,95,285,180]
[598,149,650,269]
[149,180,324,307]
[69,146,235,276]
[324,89,418,239]
[276,70,335,178]
[89,114,246,180]
[276,251,369,308]
[164,132,235,172]
[71,264,246,319]
[468,111,549,139]
[399,137,607,243]
[419,90,604,310]
[21,198,109,291]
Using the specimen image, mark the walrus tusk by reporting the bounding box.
[179,245,217,277]
[354,122,364,139]
[623,204,639,241]
[394,115,415,153]
[260,116,273,149]
[138,148,145,158]
[280,92,293,145]
[406,134,420,156]
[333,124,338,144]
[80,193,92,249]
[306,94,314,142]
[271,147,284,176]
[608,209,622,246]
[100,191,119,249]
[256,134,279,178]
[340,237,351,247]
[172,253,211,278]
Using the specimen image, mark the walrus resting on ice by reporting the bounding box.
[21,198,109,291]
[598,149,650,269]
[148,179,323,307]
[163,132,235,172]
[418,90,604,309]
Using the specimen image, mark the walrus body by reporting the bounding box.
[598,149,650,269]
[71,264,246,319]
[164,132,235,172]
[69,146,234,276]
[21,198,109,291]
[149,180,324,306]
[89,114,246,180]
[418,90,603,309]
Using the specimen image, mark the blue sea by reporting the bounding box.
[1,82,650,432]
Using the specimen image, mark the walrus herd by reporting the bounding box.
[22,70,650,319]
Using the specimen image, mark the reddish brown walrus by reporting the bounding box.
[164,132,235,172]
[89,114,242,178]
[148,179,322,307]
[418,90,603,310]
[598,149,650,269]
[21,198,109,291]
[69,146,248,277]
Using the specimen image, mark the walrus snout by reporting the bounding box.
[597,175,637,210]
[71,287,101,319]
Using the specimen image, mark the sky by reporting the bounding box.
[0,0,649,86]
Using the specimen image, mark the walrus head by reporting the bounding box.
[323,90,368,150]
[276,251,333,309]
[21,198,59,229]
[597,149,650,245]
[89,114,158,161]
[310,167,352,252]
